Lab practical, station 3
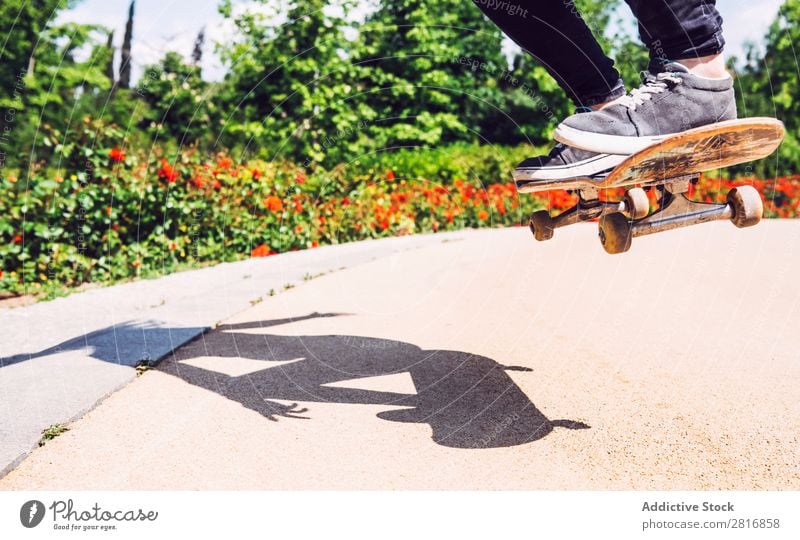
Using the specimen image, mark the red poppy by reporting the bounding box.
[158,160,179,183]
[108,147,126,162]
[251,244,272,257]
[264,195,284,213]
[386,170,395,181]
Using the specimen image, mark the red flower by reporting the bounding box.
[252,169,262,180]
[251,244,272,258]
[217,157,233,170]
[477,210,489,221]
[12,234,23,244]
[169,242,178,251]
[295,171,306,185]
[212,179,222,190]
[190,176,204,189]
[264,195,284,213]
[386,170,395,181]
[158,159,179,183]
[311,241,319,248]
[108,147,126,162]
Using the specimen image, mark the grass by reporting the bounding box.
[39,424,70,446]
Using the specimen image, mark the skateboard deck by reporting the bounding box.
[514,117,785,193]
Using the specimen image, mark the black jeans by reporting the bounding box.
[473,0,725,107]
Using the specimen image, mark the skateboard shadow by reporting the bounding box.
[160,313,589,449]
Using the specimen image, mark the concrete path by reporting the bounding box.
[2,222,799,489]
[0,233,460,476]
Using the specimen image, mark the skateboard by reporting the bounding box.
[513,118,785,254]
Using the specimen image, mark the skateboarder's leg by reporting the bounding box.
[474,0,631,179]
[472,0,625,109]
[625,0,726,76]
[555,0,737,154]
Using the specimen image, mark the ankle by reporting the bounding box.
[590,95,625,111]
[676,53,729,78]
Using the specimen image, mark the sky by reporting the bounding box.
[55,0,786,83]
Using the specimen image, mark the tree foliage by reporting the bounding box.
[0,0,797,176]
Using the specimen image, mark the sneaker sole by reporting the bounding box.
[554,124,673,154]
[513,152,627,182]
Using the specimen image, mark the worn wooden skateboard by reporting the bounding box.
[513,118,785,254]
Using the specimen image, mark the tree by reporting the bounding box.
[105,30,116,84]
[733,0,800,175]
[218,0,370,166]
[20,22,115,170]
[192,27,205,67]
[354,0,509,149]
[119,1,134,89]
[139,51,215,147]
[0,0,67,103]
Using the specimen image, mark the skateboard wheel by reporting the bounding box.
[598,213,632,254]
[727,186,763,228]
[529,210,555,241]
[624,187,649,220]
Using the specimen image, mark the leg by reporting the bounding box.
[472,0,625,108]
[624,0,726,74]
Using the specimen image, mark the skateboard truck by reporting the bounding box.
[597,175,763,254]
[529,186,649,241]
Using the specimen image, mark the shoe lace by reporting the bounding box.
[618,72,683,111]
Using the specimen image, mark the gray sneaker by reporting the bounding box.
[554,62,737,154]
[514,143,625,181]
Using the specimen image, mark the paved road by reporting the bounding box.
[2,223,799,489]
[0,232,460,476]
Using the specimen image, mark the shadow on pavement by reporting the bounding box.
[160,313,590,449]
[0,320,205,368]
